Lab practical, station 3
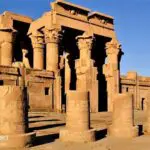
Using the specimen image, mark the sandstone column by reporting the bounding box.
[0,86,35,148]
[30,31,44,69]
[75,32,99,112]
[144,93,150,134]
[108,93,138,138]
[54,75,62,112]
[44,28,62,72]
[0,28,16,66]
[103,38,123,112]
[60,91,95,142]
[44,27,62,112]
[76,32,94,90]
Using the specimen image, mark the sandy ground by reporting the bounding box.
[27,111,150,150]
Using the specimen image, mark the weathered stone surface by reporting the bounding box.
[0,86,35,148]
[54,75,62,112]
[0,65,19,75]
[0,29,16,66]
[30,31,44,69]
[103,38,123,112]
[121,71,150,111]
[144,93,150,134]
[75,32,99,112]
[60,91,96,142]
[44,27,62,72]
[108,93,138,138]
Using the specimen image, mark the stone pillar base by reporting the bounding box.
[0,132,36,149]
[60,128,96,142]
[108,125,138,138]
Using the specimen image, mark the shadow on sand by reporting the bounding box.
[29,119,60,123]
[32,133,59,146]
[96,129,107,140]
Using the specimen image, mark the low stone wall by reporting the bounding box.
[29,94,52,112]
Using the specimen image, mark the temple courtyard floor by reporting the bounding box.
[27,111,149,150]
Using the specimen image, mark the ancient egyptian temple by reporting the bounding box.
[2,0,150,149]
[0,0,124,113]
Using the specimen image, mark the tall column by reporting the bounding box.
[44,28,62,72]
[75,32,94,90]
[44,28,62,112]
[0,29,16,66]
[60,91,95,142]
[103,38,123,112]
[30,31,44,69]
[75,32,99,112]
[54,75,62,112]
[108,93,138,138]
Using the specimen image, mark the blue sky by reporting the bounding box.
[0,0,150,76]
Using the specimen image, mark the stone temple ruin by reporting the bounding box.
[0,0,150,149]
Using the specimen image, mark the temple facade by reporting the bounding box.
[121,72,150,111]
[0,0,128,113]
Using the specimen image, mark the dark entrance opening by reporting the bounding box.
[92,35,111,111]
[60,27,111,112]
[13,20,33,67]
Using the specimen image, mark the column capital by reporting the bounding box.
[44,28,62,44]
[29,31,44,49]
[105,38,122,56]
[76,32,94,51]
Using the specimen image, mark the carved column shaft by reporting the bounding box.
[30,32,44,70]
[54,75,62,112]
[45,28,62,72]
[0,29,16,66]
[44,28,62,112]
[76,33,94,91]
[103,38,123,112]
[46,43,59,71]
[75,33,99,112]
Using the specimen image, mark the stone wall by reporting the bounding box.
[121,71,150,110]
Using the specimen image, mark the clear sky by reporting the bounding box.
[0,0,150,76]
